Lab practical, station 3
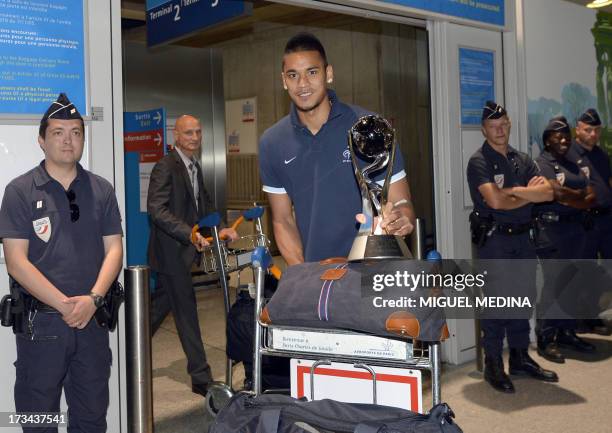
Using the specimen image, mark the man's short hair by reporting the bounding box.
[39,118,85,138]
[283,32,328,67]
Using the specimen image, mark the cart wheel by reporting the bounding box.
[204,382,234,417]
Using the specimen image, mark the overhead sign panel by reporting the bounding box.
[358,0,505,27]
[146,0,253,47]
[0,0,86,115]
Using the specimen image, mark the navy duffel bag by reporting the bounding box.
[209,392,462,433]
[261,259,449,342]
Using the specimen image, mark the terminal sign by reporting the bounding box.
[146,0,253,47]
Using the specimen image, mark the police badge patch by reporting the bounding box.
[556,172,565,185]
[494,174,504,188]
[33,217,51,243]
[580,166,590,179]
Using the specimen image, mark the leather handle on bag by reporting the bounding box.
[319,257,348,265]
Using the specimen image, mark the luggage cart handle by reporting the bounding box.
[251,247,282,280]
[309,360,332,401]
[191,212,222,243]
[194,206,266,243]
[354,364,377,405]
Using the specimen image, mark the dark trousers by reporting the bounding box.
[477,232,535,357]
[151,271,212,384]
[14,312,111,433]
[536,221,586,335]
[583,214,612,259]
[578,214,612,328]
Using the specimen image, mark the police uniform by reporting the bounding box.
[567,108,612,335]
[533,116,595,363]
[466,101,557,393]
[0,94,123,433]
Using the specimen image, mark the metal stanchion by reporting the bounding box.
[410,217,425,259]
[430,342,441,405]
[471,243,484,372]
[126,266,153,433]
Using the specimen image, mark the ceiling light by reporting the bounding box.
[587,0,612,8]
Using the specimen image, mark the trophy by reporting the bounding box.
[347,115,412,262]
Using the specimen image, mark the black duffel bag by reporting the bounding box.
[263,260,449,342]
[209,392,462,433]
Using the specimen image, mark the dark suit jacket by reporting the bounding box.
[147,149,215,275]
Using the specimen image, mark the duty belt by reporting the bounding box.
[589,207,611,217]
[494,222,532,235]
[536,212,583,224]
[23,294,58,313]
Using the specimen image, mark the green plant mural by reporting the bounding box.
[528,11,612,155]
[592,11,612,154]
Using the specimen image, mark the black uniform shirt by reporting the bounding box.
[0,162,123,296]
[567,141,612,208]
[534,150,589,216]
[467,141,539,224]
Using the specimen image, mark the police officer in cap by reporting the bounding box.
[467,101,558,393]
[0,93,123,432]
[568,108,612,335]
[534,116,596,363]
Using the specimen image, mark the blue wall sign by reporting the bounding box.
[459,48,495,126]
[124,108,166,267]
[146,0,253,47]
[0,0,86,115]
[374,0,504,27]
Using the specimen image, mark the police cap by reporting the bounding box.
[542,115,571,145]
[577,108,602,126]
[482,100,507,123]
[41,93,82,123]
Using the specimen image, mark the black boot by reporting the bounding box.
[484,356,515,393]
[509,348,558,382]
[576,319,611,335]
[556,329,596,352]
[537,332,565,363]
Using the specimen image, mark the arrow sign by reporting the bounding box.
[154,133,162,146]
[154,111,162,125]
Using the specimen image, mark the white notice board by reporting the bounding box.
[225,97,257,154]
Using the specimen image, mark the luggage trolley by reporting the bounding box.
[250,248,443,411]
[194,207,276,414]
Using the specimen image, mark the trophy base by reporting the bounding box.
[347,234,412,262]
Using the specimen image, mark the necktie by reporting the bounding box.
[189,161,199,210]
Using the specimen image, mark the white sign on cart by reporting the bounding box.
[291,359,423,414]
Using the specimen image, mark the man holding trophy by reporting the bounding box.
[259,32,415,264]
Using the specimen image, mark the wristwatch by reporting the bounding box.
[89,292,105,308]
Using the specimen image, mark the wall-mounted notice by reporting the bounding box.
[124,108,166,266]
[225,97,257,154]
[459,47,495,126]
[0,0,86,115]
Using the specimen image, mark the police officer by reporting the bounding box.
[467,101,558,393]
[534,116,596,363]
[0,94,124,432]
[568,108,612,335]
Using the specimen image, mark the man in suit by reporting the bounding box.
[147,114,237,396]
